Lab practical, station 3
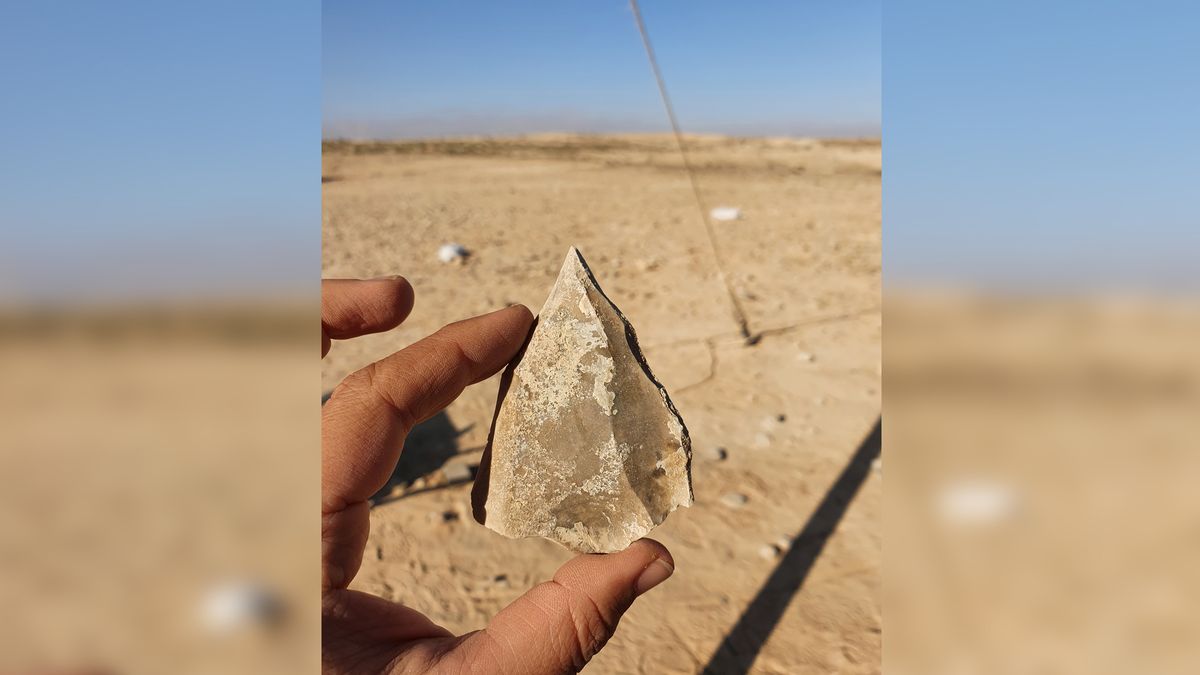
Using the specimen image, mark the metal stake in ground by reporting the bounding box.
[629,0,755,344]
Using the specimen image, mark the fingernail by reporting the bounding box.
[635,557,674,595]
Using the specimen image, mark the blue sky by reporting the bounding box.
[3,1,1195,300]
[323,1,881,138]
[1,1,320,303]
[885,0,1200,292]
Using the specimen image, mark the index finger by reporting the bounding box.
[321,304,534,511]
[321,277,415,356]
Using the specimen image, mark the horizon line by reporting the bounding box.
[320,130,883,142]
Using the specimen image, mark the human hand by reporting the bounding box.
[321,277,676,674]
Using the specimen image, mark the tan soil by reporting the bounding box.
[322,134,881,674]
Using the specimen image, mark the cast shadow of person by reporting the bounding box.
[702,417,882,675]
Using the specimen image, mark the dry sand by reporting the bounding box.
[322,134,881,674]
[885,293,1200,675]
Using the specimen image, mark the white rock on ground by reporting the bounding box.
[710,207,742,222]
[720,492,749,508]
[199,580,282,634]
[759,544,783,559]
[437,242,469,263]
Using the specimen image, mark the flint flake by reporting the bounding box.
[472,247,693,553]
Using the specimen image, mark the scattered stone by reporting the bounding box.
[701,446,728,462]
[754,433,771,448]
[720,492,749,509]
[437,242,469,264]
[758,544,783,560]
[872,457,883,473]
[441,510,460,523]
[937,479,1018,527]
[198,580,284,634]
[759,414,786,431]
[710,206,742,222]
[473,247,693,553]
[796,351,816,363]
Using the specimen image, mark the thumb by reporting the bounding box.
[457,539,674,674]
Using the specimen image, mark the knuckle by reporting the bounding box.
[362,362,417,431]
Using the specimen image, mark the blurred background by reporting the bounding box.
[1,1,320,673]
[3,0,1196,674]
[323,2,880,674]
[885,2,1200,674]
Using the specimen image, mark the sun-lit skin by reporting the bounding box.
[321,277,675,674]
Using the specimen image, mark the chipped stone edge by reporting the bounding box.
[471,247,695,548]
[471,316,536,527]
[566,247,695,508]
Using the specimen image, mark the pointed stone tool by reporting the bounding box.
[472,247,693,553]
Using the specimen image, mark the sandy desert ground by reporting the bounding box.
[322,134,881,674]
[885,293,1200,675]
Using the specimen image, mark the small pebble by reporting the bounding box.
[720,493,749,508]
[872,457,883,473]
[441,510,460,523]
[759,414,786,431]
[754,432,771,448]
[937,479,1019,527]
[199,580,284,634]
[758,544,783,560]
[711,206,742,222]
[796,351,816,363]
[702,446,729,462]
[437,242,469,264]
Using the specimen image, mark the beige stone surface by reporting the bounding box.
[474,247,692,553]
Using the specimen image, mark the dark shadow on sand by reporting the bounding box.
[701,417,882,675]
[345,409,475,507]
